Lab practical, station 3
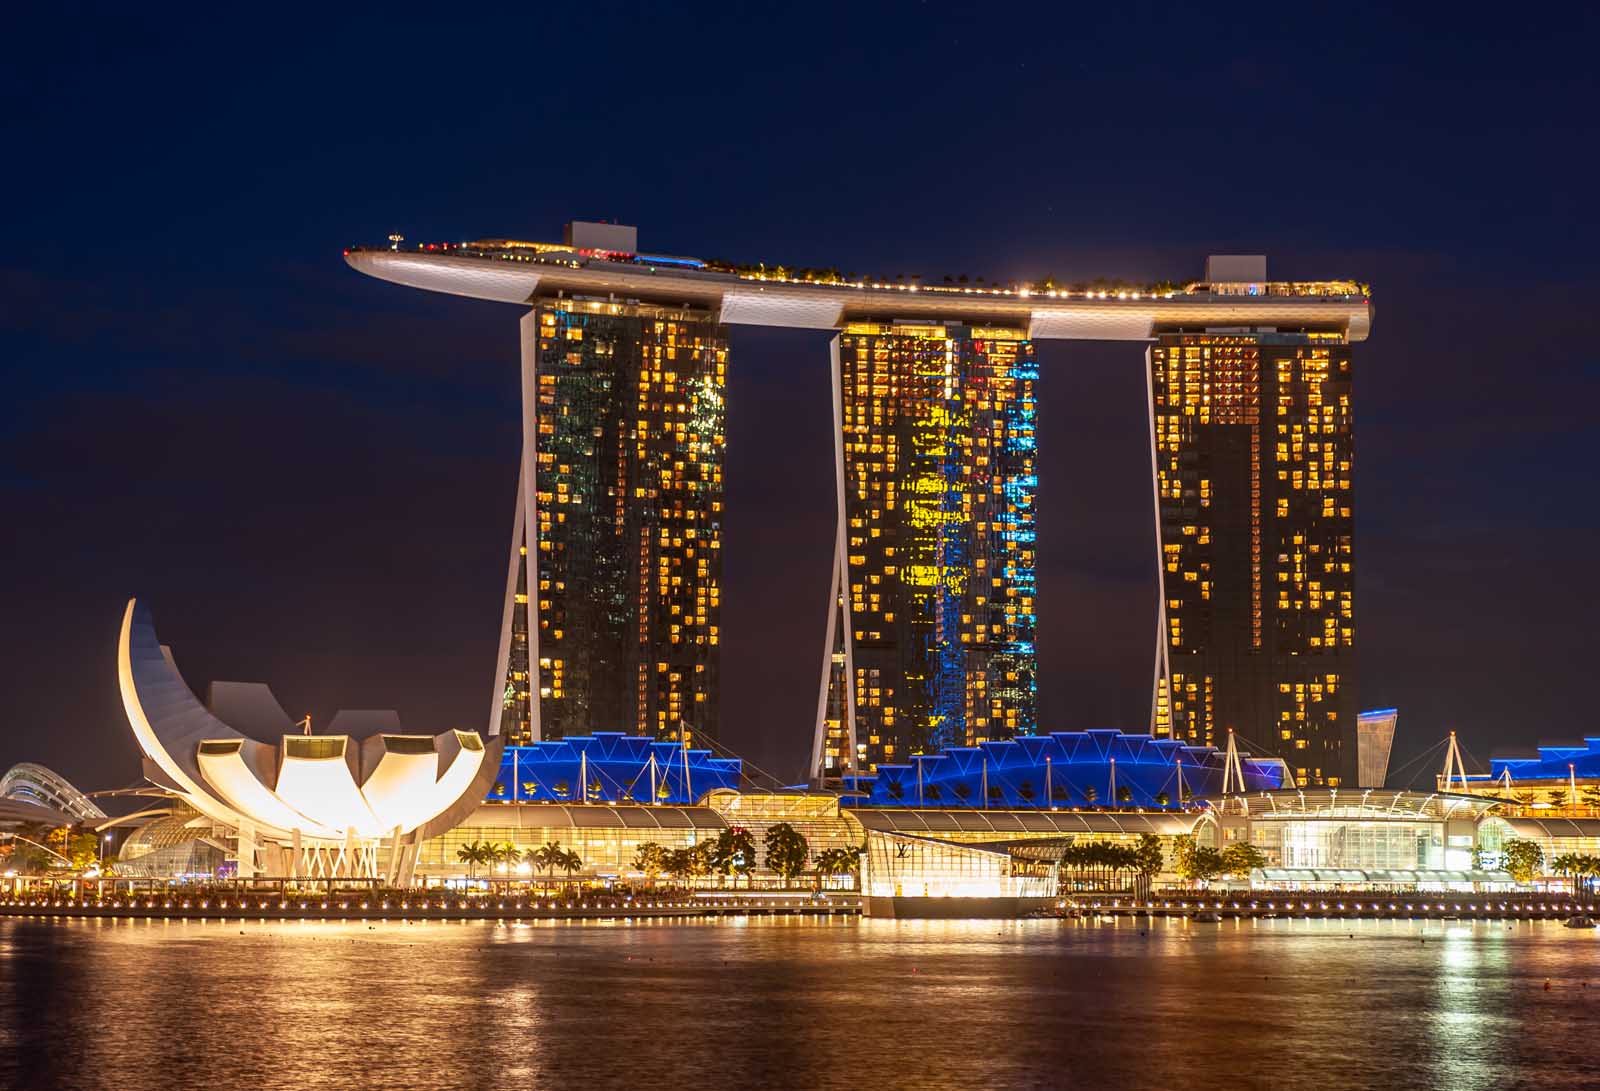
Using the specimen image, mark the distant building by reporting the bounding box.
[0,762,105,824]
[1448,736,1600,805]
[1357,708,1398,787]
[1150,268,1357,786]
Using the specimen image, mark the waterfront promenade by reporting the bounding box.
[4,887,1595,923]
[0,888,855,922]
[1073,893,1597,922]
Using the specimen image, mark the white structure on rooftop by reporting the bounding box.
[117,598,502,882]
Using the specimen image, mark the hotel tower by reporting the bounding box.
[491,224,726,747]
[811,323,1039,779]
[347,234,1368,778]
[1148,258,1357,785]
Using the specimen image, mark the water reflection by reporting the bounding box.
[1,917,1596,1090]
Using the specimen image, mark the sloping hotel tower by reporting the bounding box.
[497,290,725,747]
[347,233,1370,784]
[812,323,1038,776]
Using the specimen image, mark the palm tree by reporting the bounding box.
[489,842,519,873]
[814,847,861,889]
[558,849,583,882]
[1581,855,1600,897]
[456,840,491,879]
[533,841,565,884]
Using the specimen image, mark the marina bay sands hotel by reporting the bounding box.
[346,222,1370,787]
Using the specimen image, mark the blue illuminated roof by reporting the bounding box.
[843,730,1285,809]
[483,734,741,805]
[1479,737,1600,782]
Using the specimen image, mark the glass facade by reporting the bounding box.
[501,299,727,746]
[701,790,865,857]
[1250,819,1443,871]
[821,322,1038,775]
[1150,333,1355,785]
[1356,708,1398,788]
[415,804,724,877]
[862,830,1056,899]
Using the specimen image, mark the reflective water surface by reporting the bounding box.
[3,915,1598,1090]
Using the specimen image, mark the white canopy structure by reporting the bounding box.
[0,762,105,823]
[117,598,502,881]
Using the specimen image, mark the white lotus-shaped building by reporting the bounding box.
[117,598,501,879]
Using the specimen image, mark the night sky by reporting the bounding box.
[3,6,1596,793]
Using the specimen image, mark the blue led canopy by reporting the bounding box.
[843,729,1287,809]
[485,734,741,805]
[1483,737,1600,782]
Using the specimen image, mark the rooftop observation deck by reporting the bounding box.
[344,239,1372,343]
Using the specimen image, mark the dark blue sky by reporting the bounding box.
[3,4,1596,790]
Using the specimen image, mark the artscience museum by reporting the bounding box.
[118,599,502,882]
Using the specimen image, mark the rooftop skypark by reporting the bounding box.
[349,236,1369,302]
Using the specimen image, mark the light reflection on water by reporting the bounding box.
[2,916,1597,1090]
